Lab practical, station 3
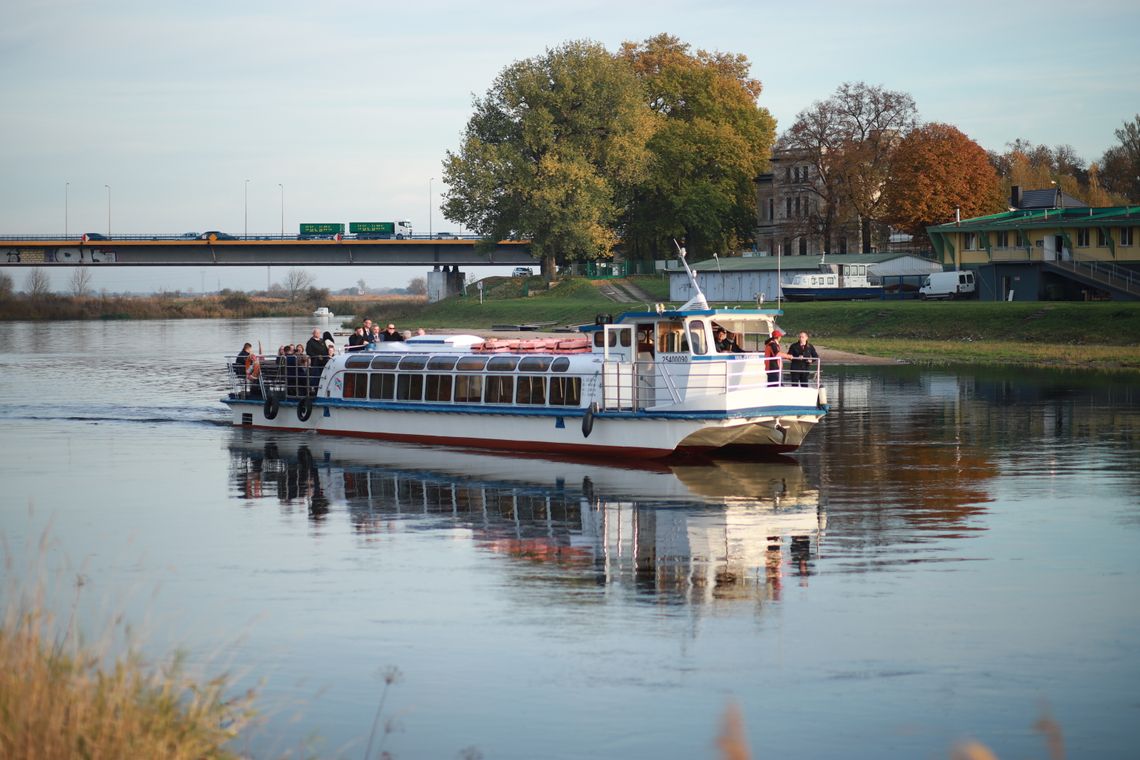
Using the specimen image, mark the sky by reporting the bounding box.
[2,0,1138,293]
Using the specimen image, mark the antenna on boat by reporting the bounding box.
[673,239,708,311]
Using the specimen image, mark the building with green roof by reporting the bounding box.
[926,204,1140,301]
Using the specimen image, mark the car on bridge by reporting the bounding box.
[512,267,532,277]
[198,231,238,241]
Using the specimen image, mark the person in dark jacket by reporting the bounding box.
[788,331,819,386]
[381,323,403,342]
[234,343,252,397]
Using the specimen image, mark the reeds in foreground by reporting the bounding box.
[0,596,255,759]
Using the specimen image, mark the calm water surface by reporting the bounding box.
[1,318,1138,758]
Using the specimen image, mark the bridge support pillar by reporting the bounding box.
[427,265,465,303]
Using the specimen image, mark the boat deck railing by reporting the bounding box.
[225,353,823,411]
[603,356,822,410]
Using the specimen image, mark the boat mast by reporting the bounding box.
[674,239,709,311]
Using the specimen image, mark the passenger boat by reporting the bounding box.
[312,306,335,319]
[224,250,828,458]
[781,258,882,301]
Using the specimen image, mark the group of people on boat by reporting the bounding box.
[344,318,424,350]
[712,325,819,387]
[233,318,428,399]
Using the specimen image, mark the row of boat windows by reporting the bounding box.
[340,371,583,407]
[345,353,574,372]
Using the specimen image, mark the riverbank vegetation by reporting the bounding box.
[0,596,255,758]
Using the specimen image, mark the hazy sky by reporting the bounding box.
[3,0,1137,292]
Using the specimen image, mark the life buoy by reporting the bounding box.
[297,397,314,422]
[263,396,279,420]
[582,402,597,438]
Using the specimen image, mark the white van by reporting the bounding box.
[920,270,976,300]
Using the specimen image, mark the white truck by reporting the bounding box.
[920,270,976,300]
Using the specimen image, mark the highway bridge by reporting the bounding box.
[0,234,536,268]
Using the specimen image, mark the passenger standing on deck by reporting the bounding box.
[788,331,819,386]
[347,327,366,350]
[369,325,382,346]
[764,329,790,386]
[381,323,402,342]
[234,343,252,396]
[305,329,327,391]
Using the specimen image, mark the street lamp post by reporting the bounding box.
[244,179,250,239]
[65,182,69,238]
[277,183,284,237]
[104,184,111,237]
[429,177,434,238]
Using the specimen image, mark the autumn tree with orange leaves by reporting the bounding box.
[884,123,1005,246]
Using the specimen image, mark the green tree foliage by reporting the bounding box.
[781,82,918,252]
[441,40,654,275]
[1099,115,1140,202]
[883,123,1005,245]
[618,34,776,260]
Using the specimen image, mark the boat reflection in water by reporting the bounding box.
[227,430,826,606]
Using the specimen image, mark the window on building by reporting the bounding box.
[996,230,1009,248]
[1122,227,1134,246]
[794,196,800,216]
[1097,228,1108,247]
[963,232,976,250]
[767,198,774,221]
[839,237,848,254]
[782,238,791,256]
[785,167,791,183]
[786,197,792,217]
[1077,228,1090,247]
[799,237,808,255]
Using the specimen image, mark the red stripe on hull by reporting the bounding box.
[233,421,799,458]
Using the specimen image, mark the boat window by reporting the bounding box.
[516,376,546,405]
[688,320,708,355]
[398,355,428,370]
[343,372,368,399]
[454,374,483,403]
[549,376,581,406]
[657,321,685,352]
[425,374,453,402]
[487,356,519,372]
[456,356,487,371]
[396,374,423,401]
[371,355,400,370]
[619,330,631,347]
[551,357,570,372]
[810,276,816,286]
[427,356,458,370]
[345,356,371,369]
[828,276,835,285]
[484,375,514,403]
[370,373,395,400]
[519,356,553,372]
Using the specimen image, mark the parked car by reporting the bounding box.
[199,230,238,241]
[512,267,533,277]
[920,271,976,300]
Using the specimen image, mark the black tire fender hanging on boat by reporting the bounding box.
[263,396,279,420]
[297,397,314,422]
[582,402,598,438]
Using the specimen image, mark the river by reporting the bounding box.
[1,318,1138,758]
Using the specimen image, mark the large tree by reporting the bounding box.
[883,123,1005,245]
[441,40,654,277]
[1099,115,1140,202]
[780,82,918,253]
[618,34,776,260]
